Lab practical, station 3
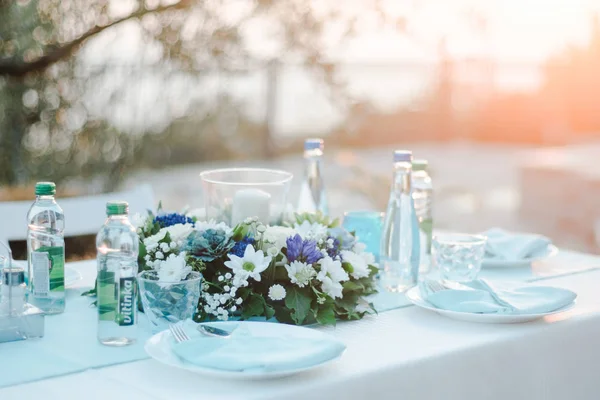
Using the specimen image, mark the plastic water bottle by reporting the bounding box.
[379,150,420,292]
[96,201,139,346]
[412,159,433,273]
[27,182,65,314]
[297,138,328,215]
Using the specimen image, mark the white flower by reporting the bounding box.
[316,257,348,299]
[320,276,344,299]
[267,247,280,257]
[155,251,164,260]
[218,275,224,282]
[170,242,178,249]
[225,272,232,279]
[160,242,170,252]
[268,284,286,301]
[285,260,316,288]
[340,250,370,279]
[317,256,349,283]
[262,226,295,252]
[195,220,233,238]
[156,253,191,283]
[144,229,167,248]
[294,220,328,241]
[165,223,194,243]
[186,208,206,220]
[353,242,367,254]
[130,213,148,229]
[236,297,243,305]
[224,245,272,282]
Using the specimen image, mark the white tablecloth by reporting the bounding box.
[3,253,600,400]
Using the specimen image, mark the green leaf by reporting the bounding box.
[315,304,336,325]
[241,294,266,319]
[342,280,363,292]
[284,286,312,325]
[342,262,354,274]
[264,304,275,320]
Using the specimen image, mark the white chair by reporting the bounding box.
[0,184,155,245]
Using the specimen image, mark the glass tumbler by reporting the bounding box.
[138,271,202,333]
[432,234,487,282]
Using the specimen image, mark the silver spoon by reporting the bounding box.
[197,324,234,338]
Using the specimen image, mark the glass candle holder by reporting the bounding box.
[200,168,293,226]
[432,234,487,282]
[342,211,383,261]
[138,271,202,333]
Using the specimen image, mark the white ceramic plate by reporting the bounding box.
[144,321,345,380]
[482,244,559,269]
[13,260,82,288]
[405,286,576,324]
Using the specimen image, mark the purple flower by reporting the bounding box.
[286,234,323,264]
[327,236,341,258]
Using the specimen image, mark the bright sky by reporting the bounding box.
[329,0,600,63]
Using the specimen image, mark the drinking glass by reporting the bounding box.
[138,271,202,333]
[432,234,487,282]
[342,211,383,261]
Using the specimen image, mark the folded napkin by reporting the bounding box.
[419,279,576,314]
[483,228,552,261]
[171,322,346,372]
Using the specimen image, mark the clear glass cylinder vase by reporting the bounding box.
[200,168,293,226]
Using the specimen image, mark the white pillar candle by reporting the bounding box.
[231,189,271,226]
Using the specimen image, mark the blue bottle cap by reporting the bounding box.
[305,138,324,151]
[393,150,412,163]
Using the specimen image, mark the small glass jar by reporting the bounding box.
[1,267,26,316]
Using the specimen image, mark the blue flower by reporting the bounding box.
[286,234,323,264]
[328,227,356,251]
[184,228,234,262]
[230,236,256,258]
[154,213,193,228]
[327,236,341,258]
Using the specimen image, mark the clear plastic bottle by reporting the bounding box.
[96,201,139,346]
[27,182,65,314]
[379,150,421,292]
[297,138,329,215]
[412,159,433,273]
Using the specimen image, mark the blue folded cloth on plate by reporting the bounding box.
[483,228,552,261]
[419,279,576,314]
[171,323,346,372]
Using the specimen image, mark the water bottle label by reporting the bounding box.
[31,251,50,298]
[97,269,116,322]
[31,246,64,297]
[118,277,136,326]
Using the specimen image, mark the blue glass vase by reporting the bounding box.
[342,211,384,261]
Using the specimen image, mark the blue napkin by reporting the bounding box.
[419,279,576,314]
[171,322,346,372]
[483,228,552,261]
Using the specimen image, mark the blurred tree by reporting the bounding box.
[0,0,402,190]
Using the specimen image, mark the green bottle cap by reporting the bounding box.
[35,182,56,196]
[106,201,129,216]
[412,159,429,172]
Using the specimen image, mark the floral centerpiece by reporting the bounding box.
[132,205,378,326]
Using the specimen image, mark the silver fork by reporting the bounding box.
[169,323,190,343]
[424,280,446,294]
